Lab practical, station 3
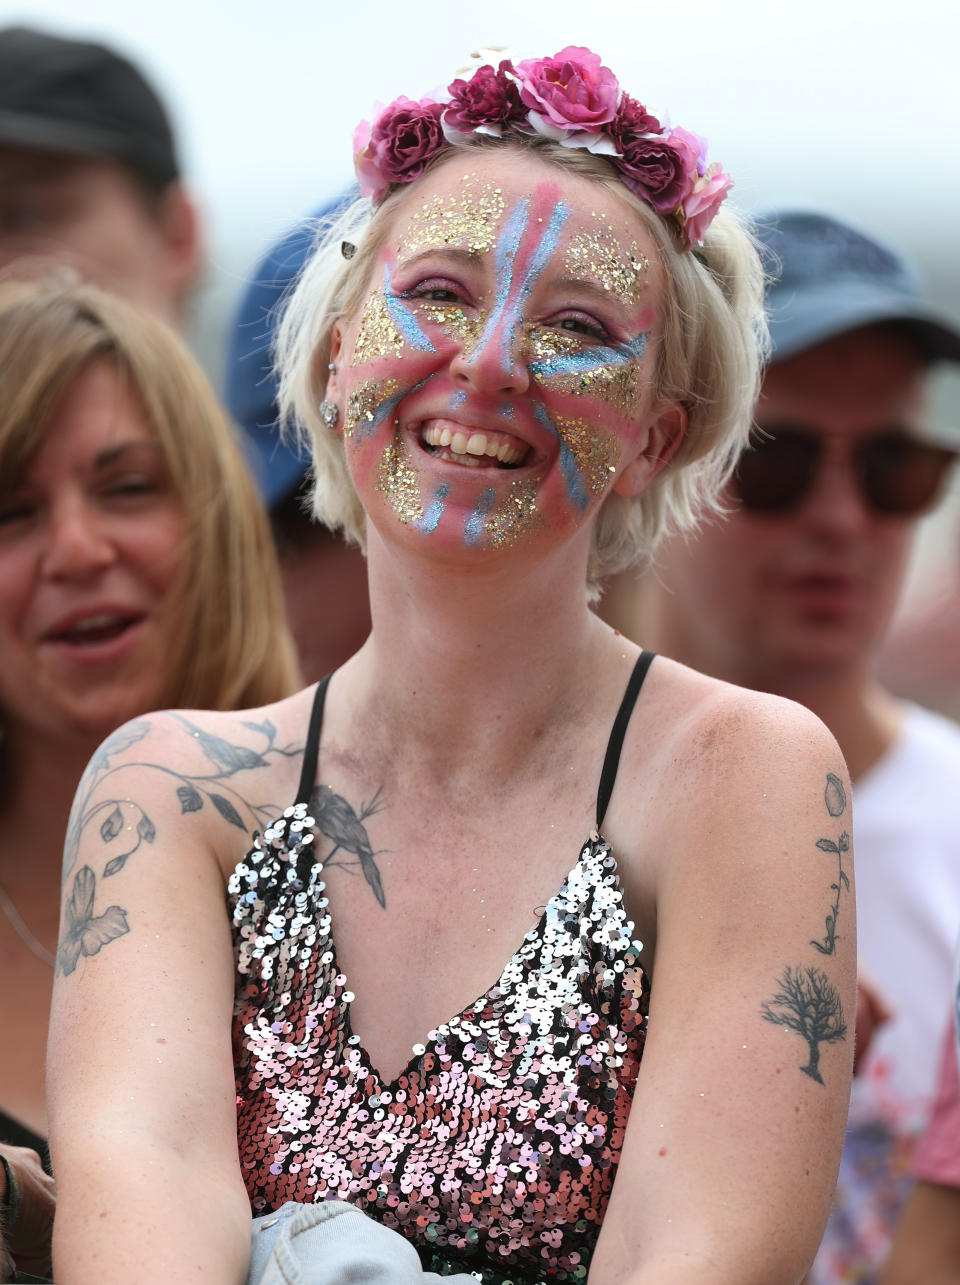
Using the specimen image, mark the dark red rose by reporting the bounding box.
[616,134,697,214]
[367,96,446,186]
[609,93,663,151]
[444,61,526,132]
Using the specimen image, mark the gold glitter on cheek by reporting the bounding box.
[526,327,583,363]
[376,435,423,525]
[482,478,543,546]
[351,291,403,366]
[397,178,506,257]
[344,378,400,442]
[533,357,642,418]
[564,226,649,305]
[553,415,621,497]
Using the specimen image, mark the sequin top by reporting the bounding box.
[229,654,655,1284]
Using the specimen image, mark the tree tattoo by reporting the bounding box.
[56,865,129,976]
[762,965,847,1084]
[811,772,851,956]
[309,783,387,908]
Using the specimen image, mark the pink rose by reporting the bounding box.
[354,96,445,202]
[515,45,619,131]
[682,163,734,246]
[615,133,697,215]
[444,61,526,133]
[608,93,662,153]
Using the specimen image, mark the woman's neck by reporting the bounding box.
[349,534,619,776]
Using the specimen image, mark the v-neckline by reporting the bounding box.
[324,833,617,1092]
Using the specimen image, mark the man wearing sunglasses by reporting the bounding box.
[629,208,960,1285]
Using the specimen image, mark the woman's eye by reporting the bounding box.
[0,499,36,527]
[104,476,161,500]
[403,279,465,306]
[554,315,608,341]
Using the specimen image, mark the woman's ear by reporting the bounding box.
[612,402,687,497]
[325,321,345,400]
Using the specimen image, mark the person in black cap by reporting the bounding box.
[607,208,960,1285]
[0,25,200,324]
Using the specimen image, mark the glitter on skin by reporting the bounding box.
[418,483,450,534]
[450,390,467,409]
[352,291,404,366]
[344,379,404,444]
[397,178,506,258]
[550,415,621,497]
[533,403,590,512]
[530,332,649,417]
[455,194,573,388]
[383,266,436,354]
[463,487,497,546]
[482,478,542,546]
[565,226,649,306]
[376,436,423,525]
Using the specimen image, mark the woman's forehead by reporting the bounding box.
[384,150,658,273]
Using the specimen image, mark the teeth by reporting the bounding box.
[420,424,525,466]
[72,614,123,633]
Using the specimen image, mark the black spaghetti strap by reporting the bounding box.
[595,650,655,832]
[295,674,332,806]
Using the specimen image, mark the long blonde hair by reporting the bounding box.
[0,277,301,709]
[277,135,767,593]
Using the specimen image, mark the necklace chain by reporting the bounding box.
[0,881,56,969]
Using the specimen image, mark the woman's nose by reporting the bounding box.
[449,316,530,397]
[799,443,874,539]
[40,498,117,580]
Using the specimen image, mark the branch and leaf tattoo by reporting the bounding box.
[810,772,851,956]
[759,771,850,1085]
[58,713,391,976]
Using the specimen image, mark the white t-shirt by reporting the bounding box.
[812,703,960,1284]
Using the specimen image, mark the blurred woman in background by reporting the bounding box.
[0,277,300,1278]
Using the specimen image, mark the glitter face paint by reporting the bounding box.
[332,152,665,557]
[397,176,506,258]
[564,225,649,306]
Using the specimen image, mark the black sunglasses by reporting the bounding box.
[732,426,957,517]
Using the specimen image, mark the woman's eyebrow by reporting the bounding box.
[395,245,487,272]
[92,441,164,470]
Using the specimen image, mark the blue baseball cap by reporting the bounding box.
[225,192,354,510]
[753,207,960,366]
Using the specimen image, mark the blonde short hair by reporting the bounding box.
[0,277,301,709]
[277,135,767,590]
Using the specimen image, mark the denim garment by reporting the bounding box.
[247,1201,481,1285]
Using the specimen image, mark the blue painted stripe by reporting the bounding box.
[463,487,497,545]
[534,404,589,513]
[530,331,648,381]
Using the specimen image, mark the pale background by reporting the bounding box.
[3,0,959,585]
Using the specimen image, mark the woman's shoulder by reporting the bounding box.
[65,687,321,886]
[642,653,839,770]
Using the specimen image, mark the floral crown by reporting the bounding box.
[353,46,733,251]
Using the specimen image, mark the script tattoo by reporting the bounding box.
[63,716,300,888]
[309,783,388,908]
[810,772,851,956]
[762,964,847,1085]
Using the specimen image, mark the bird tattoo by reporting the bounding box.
[309,783,387,907]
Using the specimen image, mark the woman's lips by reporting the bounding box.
[417,418,529,469]
[42,612,148,663]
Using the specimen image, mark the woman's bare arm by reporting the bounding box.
[47,713,261,1284]
[590,692,855,1284]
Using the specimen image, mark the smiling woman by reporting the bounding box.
[0,276,300,1279]
[48,48,854,1285]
